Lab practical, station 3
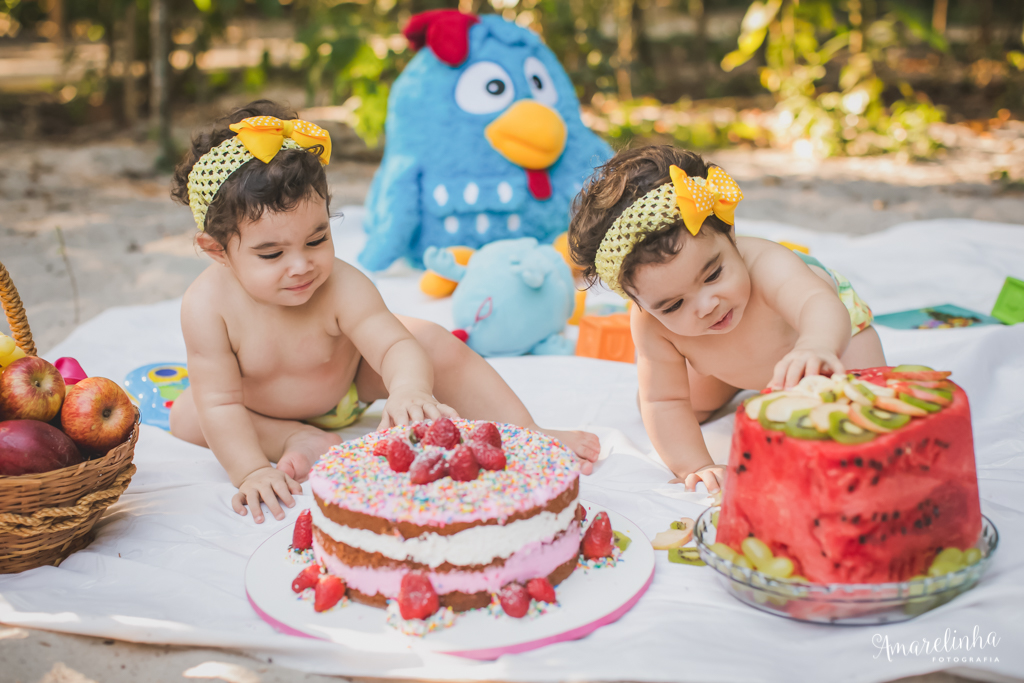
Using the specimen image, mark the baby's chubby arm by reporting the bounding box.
[181,290,301,521]
[754,244,853,390]
[633,309,724,492]
[333,264,456,429]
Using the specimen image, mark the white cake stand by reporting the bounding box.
[245,500,654,660]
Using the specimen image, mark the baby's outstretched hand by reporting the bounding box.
[770,347,845,390]
[379,390,459,430]
[232,466,302,524]
[671,464,726,493]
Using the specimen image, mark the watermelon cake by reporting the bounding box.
[306,418,581,613]
[716,365,982,584]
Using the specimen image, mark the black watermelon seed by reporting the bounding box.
[854,457,863,467]
[840,459,847,467]
[901,527,907,535]
[933,505,940,517]
[920,465,930,471]
[742,452,751,460]
[848,484,856,493]
[893,510,900,520]
[914,519,923,529]
[924,516,932,527]
[766,436,771,444]
[895,447,903,456]
[852,515,860,524]
[870,475,879,486]
[841,515,847,522]
[881,513,888,522]
[814,519,820,526]
[858,535,866,544]
[872,512,878,522]
[869,460,882,469]
[821,550,827,556]
[737,464,747,474]
[834,562,840,569]
[936,440,950,449]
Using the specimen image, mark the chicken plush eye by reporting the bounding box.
[523,56,558,107]
[455,61,515,114]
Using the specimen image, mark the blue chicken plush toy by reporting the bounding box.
[359,10,613,271]
[424,238,576,356]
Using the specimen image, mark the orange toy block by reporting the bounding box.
[576,313,635,363]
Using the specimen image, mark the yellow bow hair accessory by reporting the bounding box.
[669,164,743,236]
[186,116,332,230]
[228,116,332,165]
[593,164,743,297]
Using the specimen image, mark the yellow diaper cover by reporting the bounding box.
[303,382,369,430]
[795,252,874,335]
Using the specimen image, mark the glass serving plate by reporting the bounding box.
[693,507,998,625]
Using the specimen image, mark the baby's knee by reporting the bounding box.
[410,320,468,364]
[168,388,208,448]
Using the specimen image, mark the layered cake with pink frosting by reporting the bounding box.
[307,418,581,612]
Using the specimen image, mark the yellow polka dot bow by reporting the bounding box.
[186,116,332,230]
[228,116,332,165]
[594,164,743,297]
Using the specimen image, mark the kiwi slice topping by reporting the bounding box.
[915,385,952,402]
[784,410,829,440]
[859,406,911,431]
[758,397,789,431]
[820,390,837,403]
[828,411,875,444]
[898,392,942,413]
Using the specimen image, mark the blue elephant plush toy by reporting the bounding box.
[359,10,613,271]
[423,238,576,357]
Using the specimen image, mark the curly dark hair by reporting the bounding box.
[170,100,331,247]
[568,145,734,300]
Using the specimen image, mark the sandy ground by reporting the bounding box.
[1,123,1022,682]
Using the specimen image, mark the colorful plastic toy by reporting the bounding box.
[991,276,1024,325]
[575,313,635,363]
[123,363,189,431]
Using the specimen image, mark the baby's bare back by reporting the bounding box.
[195,265,361,420]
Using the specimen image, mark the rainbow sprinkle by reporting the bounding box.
[484,593,561,620]
[385,601,456,636]
[577,546,623,571]
[285,547,316,565]
[308,419,579,527]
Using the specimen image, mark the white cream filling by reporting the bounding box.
[311,498,579,568]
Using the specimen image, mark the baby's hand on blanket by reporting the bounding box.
[378,389,459,430]
[232,466,302,524]
[770,347,844,391]
[670,464,726,493]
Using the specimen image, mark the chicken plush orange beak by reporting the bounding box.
[484,100,567,171]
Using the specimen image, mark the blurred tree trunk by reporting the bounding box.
[124,0,138,126]
[46,0,65,45]
[932,0,947,35]
[150,0,174,168]
[690,0,707,56]
[615,0,635,100]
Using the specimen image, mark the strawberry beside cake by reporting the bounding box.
[715,365,982,584]
[307,418,581,612]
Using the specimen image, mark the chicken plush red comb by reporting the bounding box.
[403,10,479,67]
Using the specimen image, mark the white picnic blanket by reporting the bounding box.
[1,214,1022,683]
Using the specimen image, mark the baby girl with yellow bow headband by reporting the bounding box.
[569,146,885,492]
[168,100,600,524]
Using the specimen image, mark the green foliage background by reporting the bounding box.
[2,0,1023,158]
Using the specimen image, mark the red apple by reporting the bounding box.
[0,356,66,422]
[0,419,82,475]
[60,377,136,458]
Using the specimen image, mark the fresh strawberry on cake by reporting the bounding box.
[716,365,982,584]
[307,418,581,614]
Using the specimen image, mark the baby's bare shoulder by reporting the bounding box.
[181,265,231,322]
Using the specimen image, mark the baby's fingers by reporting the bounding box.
[405,404,425,424]
[261,484,286,521]
[231,492,248,517]
[272,479,297,511]
[682,472,701,491]
[784,357,808,389]
[700,467,725,493]
[769,358,791,390]
[377,412,394,432]
[246,491,266,524]
[422,402,442,421]
[287,476,302,496]
[437,403,460,419]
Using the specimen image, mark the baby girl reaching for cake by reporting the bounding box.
[568,146,885,492]
[167,100,599,523]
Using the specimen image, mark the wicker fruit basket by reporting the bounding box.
[0,261,139,573]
